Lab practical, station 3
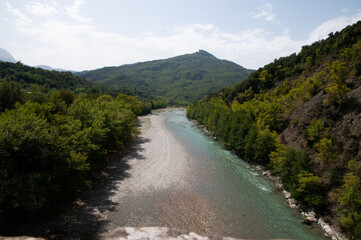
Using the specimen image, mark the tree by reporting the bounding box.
[314,138,337,163]
[303,118,327,146]
[324,60,351,106]
[0,106,88,218]
[294,171,325,207]
[0,81,24,112]
[333,159,361,239]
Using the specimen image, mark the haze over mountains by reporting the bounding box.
[77,50,254,102]
[0,48,73,72]
[0,48,17,63]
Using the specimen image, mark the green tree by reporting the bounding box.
[0,107,87,219]
[0,81,24,112]
[303,118,327,146]
[294,171,325,207]
[324,60,351,106]
[333,159,361,239]
[314,138,337,163]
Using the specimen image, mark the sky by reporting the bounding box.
[1,0,361,71]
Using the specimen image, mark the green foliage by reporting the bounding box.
[0,61,131,97]
[50,89,75,106]
[0,108,87,218]
[0,92,141,220]
[270,146,312,190]
[303,118,328,146]
[0,81,25,111]
[77,50,254,103]
[294,171,325,207]
[187,21,361,238]
[244,127,278,164]
[314,138,337,163]
[333,159,361,239]
[324,60,351,106]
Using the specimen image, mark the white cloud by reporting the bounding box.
[12,20,303,70]
[250,3,276,23]
[65,0,92,23]
[26,1,58,17]
[5,1,361,71]
[308,14,361,43]
[6,3,32,26]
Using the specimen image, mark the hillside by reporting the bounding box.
[187,21,361,238]
[77,50,254,103]
[0,61,130,96]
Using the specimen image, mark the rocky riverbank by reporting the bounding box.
[194,121,347,240]
[250,164,347,240]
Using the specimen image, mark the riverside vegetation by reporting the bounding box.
[0,62,170,227]
[187,21,361,239]
[1,21,361,239]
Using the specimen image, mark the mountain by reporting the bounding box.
[0,61,129,96]
[187,21,361,238]
[77,50,254,103]
[0,48,17,63]
[35,65,75,73]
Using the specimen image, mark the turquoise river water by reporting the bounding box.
[102,109,329,240]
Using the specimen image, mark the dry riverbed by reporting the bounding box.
[43,110,228,239]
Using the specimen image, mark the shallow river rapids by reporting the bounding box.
[94,109,329,240]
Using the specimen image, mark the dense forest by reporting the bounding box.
[0,62,170,227]
[187,21,361,239]
[77,50,254,103]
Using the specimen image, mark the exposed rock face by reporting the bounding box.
[104,227,244,240]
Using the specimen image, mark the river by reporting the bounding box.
[96,109,329,239]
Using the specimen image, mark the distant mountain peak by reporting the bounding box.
[196,50,216,58]
[0,48,17,63]
[77,51,254,103]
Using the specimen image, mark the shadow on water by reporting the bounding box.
[2,136,150,240]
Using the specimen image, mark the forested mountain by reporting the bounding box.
[0,61,133,100]
[77,50,254,103]
[187,21,361,239]
[0,48,16,63]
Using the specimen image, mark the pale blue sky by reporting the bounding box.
[1,0,361,71]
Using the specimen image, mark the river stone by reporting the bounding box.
[105,227,244,240]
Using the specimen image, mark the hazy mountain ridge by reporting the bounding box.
[0,48,17,63]
[35,65,76,73]
[77,50,254,103]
